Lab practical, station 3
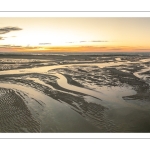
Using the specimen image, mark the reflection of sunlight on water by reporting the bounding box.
[26,77,55,90]
[1,58,150,132]
[134,67,150,85]
[25,77,77,96]
[140,58,150,62]
[53,73,136,108]
[115,57,121,61]
[0,60,137,108]
[0,83,97,132]
[0,61,126,75]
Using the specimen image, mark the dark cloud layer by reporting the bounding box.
[0,27,22,34]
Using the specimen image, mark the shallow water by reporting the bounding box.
[51,73,137,109]
[0,61,136,107]
[0,61,135,107]
[115,58,121,61]
[0,61,125,75]
[26,77,56,90]
[0,83,99,132]
[1,58,150,132]
[134,67,149,79]
[140,58,150,62]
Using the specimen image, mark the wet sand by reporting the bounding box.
[0,53,150,132]
[0,88,40,132]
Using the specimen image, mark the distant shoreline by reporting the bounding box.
[0,51,150,56]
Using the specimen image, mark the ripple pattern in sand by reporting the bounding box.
[0,88,40,132]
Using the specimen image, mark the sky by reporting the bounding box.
[0,17,150,52]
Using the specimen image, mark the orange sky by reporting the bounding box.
[0,17,150,52]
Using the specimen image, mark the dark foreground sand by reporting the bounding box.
[0,88,40,132]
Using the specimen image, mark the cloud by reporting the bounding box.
[0,26,22,34]
[0,37,4,40]
[0,45,11,47]
[91,40,108,42]
[65,41,75,44]
[80,40,108,43]
[39,43,51,45]
[0,45,42,49]
[24,46,41,49]
[0,45,25,49]
[0,45,43,52]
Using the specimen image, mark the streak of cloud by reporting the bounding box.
[80,40,108,43]
[80,41,86,43]
[0,45,22,47]
[91,40,108,42]
[39,43,51,45]
[0,45,42,49]
[0,27,22,34]
[66,42,74,43]
[0,37,4,40]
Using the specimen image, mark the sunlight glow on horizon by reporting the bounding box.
[0,18,150,52]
